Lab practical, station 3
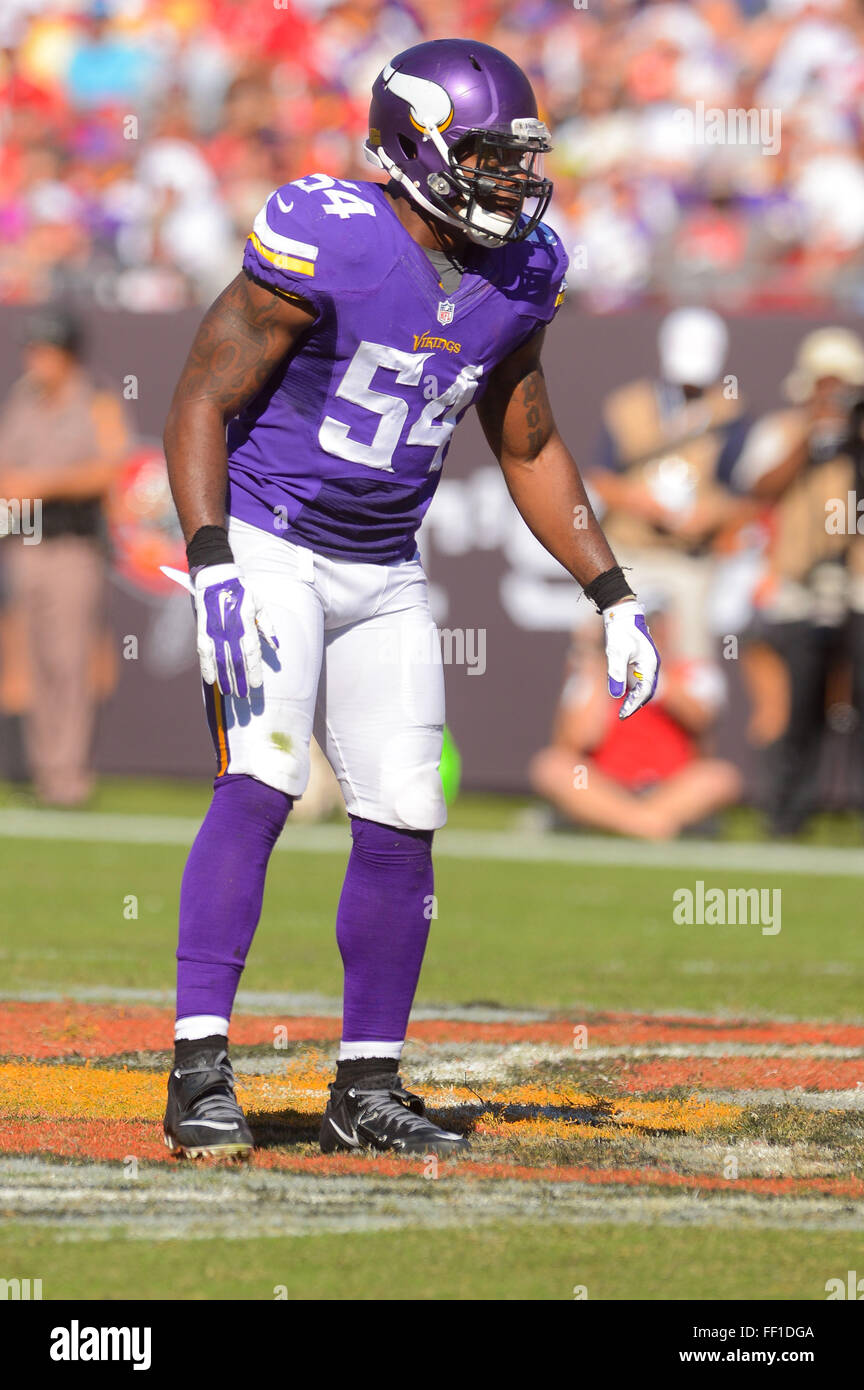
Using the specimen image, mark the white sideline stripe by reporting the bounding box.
[233,1040,864,1071]
[408,1041,864,1062]
[1,807,862,877]
[571,1043,864,1059]
[230,1045,864,1087]
[706,1089,864,1111]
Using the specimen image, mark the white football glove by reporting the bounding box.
[603,598,660,720]
[192,563,278,700]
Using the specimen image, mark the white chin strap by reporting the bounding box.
[364,137,517,247]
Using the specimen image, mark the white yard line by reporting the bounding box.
[704,1088,864,1111]
[1,807,863,877]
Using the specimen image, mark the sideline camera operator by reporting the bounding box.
[731,328,864,834]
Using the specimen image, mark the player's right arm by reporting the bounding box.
[164,270,315,699]
[164,270,315,541]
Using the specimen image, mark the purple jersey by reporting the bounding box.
[228,175,568,562]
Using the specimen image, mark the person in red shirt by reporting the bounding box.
[530,608,740,840]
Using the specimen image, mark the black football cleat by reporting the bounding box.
[164,1040,253,1160]
[320,1079,470,1157]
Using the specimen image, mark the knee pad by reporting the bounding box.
[377,760,446,833]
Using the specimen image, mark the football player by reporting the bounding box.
[162,39,659,1160]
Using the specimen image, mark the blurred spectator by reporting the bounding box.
[65,6,154,111]
[530,606,741,839]
[588,306,754,661]
[0,308,130,805]
[733,325,864,832]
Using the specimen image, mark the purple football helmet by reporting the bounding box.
[365,39,553,248]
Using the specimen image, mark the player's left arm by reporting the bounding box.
[477,329,660,718]
[477,329,616,585]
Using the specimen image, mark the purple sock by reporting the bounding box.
[336,817,434,1043]
[176,774,292,1022]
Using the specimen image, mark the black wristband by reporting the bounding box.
[185,525,234,570]
[582,565,635,613]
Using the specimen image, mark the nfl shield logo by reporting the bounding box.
[437,299,455,327]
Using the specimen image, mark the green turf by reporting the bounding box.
[2,834,862,1017]
[3,777,862,1301]
[0,1220,858,1301]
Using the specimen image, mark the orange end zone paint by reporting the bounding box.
[3,1118,864,1200]
[4,1000,864,1058]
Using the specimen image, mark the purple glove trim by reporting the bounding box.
[634,614,661,701]
[203,578,248,699]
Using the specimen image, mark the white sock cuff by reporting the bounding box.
[175,1014,230,1042]
[338,1040,404,1061]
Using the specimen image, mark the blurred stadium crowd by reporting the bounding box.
[5,0,864,311]
[2,0,864,838]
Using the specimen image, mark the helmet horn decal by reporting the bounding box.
[369,41,554,248]
[382,63,454,134]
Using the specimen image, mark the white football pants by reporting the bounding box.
[201,517,447,831]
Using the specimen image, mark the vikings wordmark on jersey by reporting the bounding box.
[231,174,568,564]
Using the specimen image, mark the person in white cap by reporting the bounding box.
[731,326,864,835]
[589,306,755,662]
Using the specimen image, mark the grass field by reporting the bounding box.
[1,779,863,1301]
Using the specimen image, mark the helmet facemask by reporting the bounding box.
[425,122,553,247]
[368,114,553,248]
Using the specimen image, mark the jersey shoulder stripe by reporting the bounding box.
[249,196,319,276]
[242,178,393,306]
[248,229,316,278]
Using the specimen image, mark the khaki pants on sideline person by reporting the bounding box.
[616,548,714,661]
[6,535,106,805]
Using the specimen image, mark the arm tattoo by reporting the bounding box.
[164,272,314,540]
[518,367,555,460]
[171,272,312,419]
[477,329,557,463]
